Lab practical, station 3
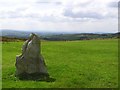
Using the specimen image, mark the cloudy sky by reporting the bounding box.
[0,0,118,33]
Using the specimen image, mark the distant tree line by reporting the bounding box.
[42,33,119,41]
[1,36,26,42]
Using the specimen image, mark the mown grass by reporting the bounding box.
[2,39,118,88]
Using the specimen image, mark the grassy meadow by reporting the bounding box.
[2,39,118,88]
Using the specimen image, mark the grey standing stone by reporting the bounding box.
[15,33,49,80]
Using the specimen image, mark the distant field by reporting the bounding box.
[2,39,118,88]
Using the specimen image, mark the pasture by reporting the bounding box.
[2,39,118,88]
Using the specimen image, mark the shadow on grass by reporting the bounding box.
[15,73,56,82]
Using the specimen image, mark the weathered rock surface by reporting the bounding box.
[15,33,49,80]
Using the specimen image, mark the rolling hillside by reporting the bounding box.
[1,30,119,41]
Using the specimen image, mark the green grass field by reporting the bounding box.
[2,39,118,88]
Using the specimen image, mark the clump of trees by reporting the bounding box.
[1,36,26,42]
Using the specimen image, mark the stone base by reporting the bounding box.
[15,72,49,81]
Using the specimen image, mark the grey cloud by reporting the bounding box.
[36,1,62,5]
[0,10,53,20]
[0,11,21,18]
[63,9,104,19]
[77,1,93,7]
[36,1,50,4]
[28,14,59,22]
[0,7,28,18]
[108,2,118,8]
[55,2,62,5]
[9,12,57,22]
[119,1,120,8]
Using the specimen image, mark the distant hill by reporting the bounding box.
[42,33,119,41]
[1,30,42,39]
[0,30,119,41]
[1,30,61,39]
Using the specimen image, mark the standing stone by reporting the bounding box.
[15,33,49,80]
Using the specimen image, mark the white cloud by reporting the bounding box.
[0,0,118,33]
